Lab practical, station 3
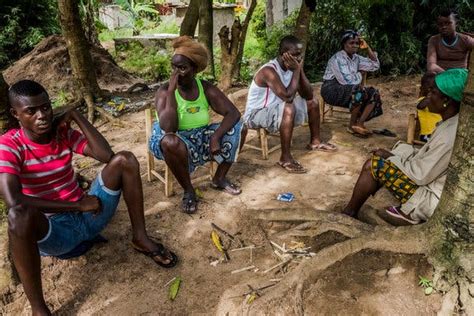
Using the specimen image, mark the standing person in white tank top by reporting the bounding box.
[244,36,337,173]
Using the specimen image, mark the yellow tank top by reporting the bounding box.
[416,97,442,136]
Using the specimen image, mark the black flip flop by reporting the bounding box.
[182,191,198,214]
[133,243,178,269]
[373,128,397,137]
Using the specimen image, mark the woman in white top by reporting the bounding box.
[342,68,467,225]
[321,30,382,137]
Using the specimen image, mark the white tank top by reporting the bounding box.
[244,59,294,122]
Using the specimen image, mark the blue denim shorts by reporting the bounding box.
[37,172,121,256]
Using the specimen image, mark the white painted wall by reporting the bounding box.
[272,0,302,24]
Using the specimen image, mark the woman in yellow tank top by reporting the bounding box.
[149,36,245,214]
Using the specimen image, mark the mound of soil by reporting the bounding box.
[3,35,142,97]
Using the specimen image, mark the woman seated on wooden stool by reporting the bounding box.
[321,30,382,137]
[343,69,467,225]
[149,36,244,214]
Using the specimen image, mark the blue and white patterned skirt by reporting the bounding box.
[149,120,243,173]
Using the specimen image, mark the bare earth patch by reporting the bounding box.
[1,75,443,315]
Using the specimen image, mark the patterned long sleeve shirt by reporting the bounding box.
[322,50,380,85]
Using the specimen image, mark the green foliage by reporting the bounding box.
[114,0,160,34]
[418,276,434,295]
[0,199,6,220]
[252,0,471,81]
[116,42,171,81]
[0,0,60,69]
[52,90,73,109]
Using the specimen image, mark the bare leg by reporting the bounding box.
[356,102,375,128]
[100,151,173,264]
[159,135,193,194]
[343,159,381,217]
[349,105,361,128]
[239,125,248,152]
[307,98,322,145]
[212,162,233,186]
[8,205,51,316]
[279,102,296,163]
[211,126,246,194]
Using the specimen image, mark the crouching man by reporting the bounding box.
[0,80,177,316]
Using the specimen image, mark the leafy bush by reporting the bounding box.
[251,0,472,81]
[0,0,59,69]
[115,42,171,81]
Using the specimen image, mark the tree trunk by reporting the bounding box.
[266,0,274,31]
[294,0,314,58]
[218,23,240,91]
[58,0,101,122]
[198,0,215,79]
[218,0,257,91]
[180,0,199,37]
[0,73,9,134]
[232,0,257,81]
[425,55,474,312]
[83,0,101,46]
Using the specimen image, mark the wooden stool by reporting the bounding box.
[145,108,216,197]
[319,72,367,124]
[243,128,281,160]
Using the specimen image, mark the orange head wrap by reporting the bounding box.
[172,36,209,73]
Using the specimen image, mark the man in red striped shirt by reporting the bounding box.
[0,80,177,316]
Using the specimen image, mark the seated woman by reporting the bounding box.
[342,69,467,224]
[150,36,243,214]
[321,30,382,137]
[427,8,473,74]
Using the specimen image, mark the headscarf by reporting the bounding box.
[341,29,359,46]
[172,36,209,73]
[434,68,468,102]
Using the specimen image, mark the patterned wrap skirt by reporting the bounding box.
[370,154,418,203]
[321,79,383,121]
[149,120,243,174]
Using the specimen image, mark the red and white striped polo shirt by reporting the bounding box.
[0,127,88,202]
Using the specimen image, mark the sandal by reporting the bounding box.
[182,191,198,214]
[384,206,420,225]
[132,242,178,268]
[277,160,308,174]
[373,128,397,137]
[306,142,337,152]
[211,180,242,195]
[346,127,369,138]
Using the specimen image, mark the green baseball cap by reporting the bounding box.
[434,68,468,102]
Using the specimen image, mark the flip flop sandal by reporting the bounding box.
[132,242,178,269]
[346,127,369,138]
[211,182,242,195]
[306,142,338,152]
[182,191,198,214]
[373,128,397,137]
[385,206,419,225]
[277,161,308,174]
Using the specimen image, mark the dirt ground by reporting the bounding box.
[1,75,444,315]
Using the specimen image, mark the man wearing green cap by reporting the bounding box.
[342,68,468,225]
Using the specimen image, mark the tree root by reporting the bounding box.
[273,219,371,239]
[438,286,459,316]
[218,225,428,315]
